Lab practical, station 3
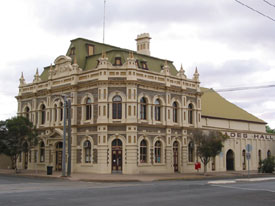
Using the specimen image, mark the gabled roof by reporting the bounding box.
[201,87,266,124]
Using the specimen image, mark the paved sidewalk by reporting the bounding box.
[0,169,274,182]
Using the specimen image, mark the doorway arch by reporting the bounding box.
[226,149,235,171]
[112,139,122,172]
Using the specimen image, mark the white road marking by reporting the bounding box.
[211,184,275,193]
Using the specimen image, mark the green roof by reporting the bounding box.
[201,88,266,124]
[40,37,178,81]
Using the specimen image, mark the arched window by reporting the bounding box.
[154,140,161,163]
[258,150,262,167]
[54,104,57,122]
[140,97,147,120]
[112,95,122,119]
[25,107,30,120]
[40,141,45,162]
[242,149,246,170]
[60,102,63,121]
[188,141,194,162]
[41,104,46,125]
[83,140,91,163]
[155,99,161,121]
[267,150,271,158]
[188,104,193,124]
[140,140,147,163]
[86,98,92,120]
[172,102,178,123]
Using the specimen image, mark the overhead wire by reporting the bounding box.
[234,0,275,22]
[263,0,275,8]
[208,84,275,93]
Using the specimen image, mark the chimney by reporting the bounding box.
[136,33,151,56]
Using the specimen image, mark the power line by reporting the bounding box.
[103,0,106,43]
[263,0,275,8]
[234,0,275,22]
[212,84,275,93]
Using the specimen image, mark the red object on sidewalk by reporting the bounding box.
[195,162,201,170]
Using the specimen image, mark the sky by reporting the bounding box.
[0,0,275,128]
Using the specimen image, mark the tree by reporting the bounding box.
[259,157,275,173]
[0,116,38,172]
[266,125,275,134]
[190,128,228,175]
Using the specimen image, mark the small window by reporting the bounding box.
[60,102,63,121]
[25,107,30,120]
[41,104,46,125]
[140,140,147,163]
[40,141,45,162]
[87,45,94,56]
[140,97,147,120]
[154,141,161,163]
[172,102,178,123]
[155,99,161,121]
[70,47,75,55]
[112,95,122,119]
[84,140,91,163]
[141,61,148,70]
[86,98,92,120]
[188,104,193,124]
[114,57,122,66]
[135,60,140,68]
[188,141,194,162]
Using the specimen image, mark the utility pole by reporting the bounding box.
[62,96,67,177]
[67,99,72,177]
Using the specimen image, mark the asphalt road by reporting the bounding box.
[0,174,274,206]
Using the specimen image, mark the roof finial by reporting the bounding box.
[33,68,41,83]
[193,67,199,81]
[19,72,26,86]
[177,63,186,79]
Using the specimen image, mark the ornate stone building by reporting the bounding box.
[16,33,275,174]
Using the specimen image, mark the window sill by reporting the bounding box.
[80,163,94,167]
[138,163,151,167]
[153,163,166,166]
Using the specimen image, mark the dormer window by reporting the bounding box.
[135,60,140,68]
[141,61,148,70]
[114,57,122,66]
[70,47,75,55]
[87,44,94,56]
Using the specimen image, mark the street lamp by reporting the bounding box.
[60,94,72,177]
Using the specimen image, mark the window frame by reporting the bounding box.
[140,97,147,120]
[112,95,122,119]
[140,139,147,163]
[154,140,162,163]
[40,141,45,163]
[172,102,178,123]
[154,99,161,121]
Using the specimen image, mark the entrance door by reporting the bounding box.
[173,141,179,172]
[56,142,63,171]
[112,139,122,172]
[24,151,28,169]
[226,149,234,171]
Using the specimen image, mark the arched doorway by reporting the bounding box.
[55,142,63,171]
[226,149,235,171]
[173,141,179,172]
[112,139,122,172]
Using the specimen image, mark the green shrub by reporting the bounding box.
[259,157,275,173]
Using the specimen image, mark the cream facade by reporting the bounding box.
[16,34,275,174]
